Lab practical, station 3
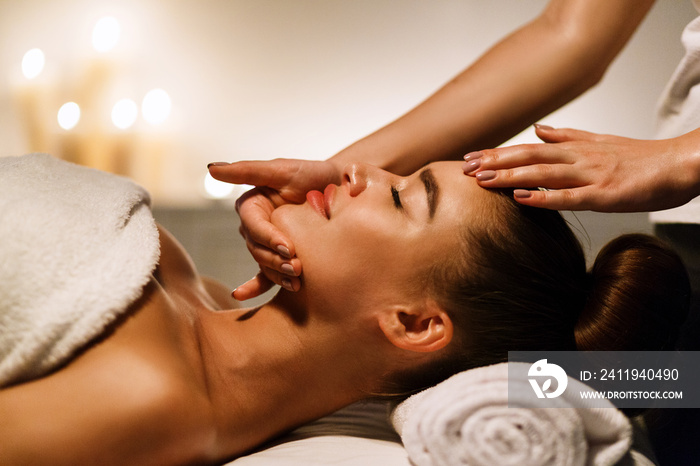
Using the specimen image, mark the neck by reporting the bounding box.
[193,291,387,457]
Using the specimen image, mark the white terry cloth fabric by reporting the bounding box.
[651,9,700,224]
[390,362,633,466]
[0,154,160,387]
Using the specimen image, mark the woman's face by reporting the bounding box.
[270,161,494,316]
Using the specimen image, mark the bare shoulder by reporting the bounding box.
[0,225,239,464]
[0,274,217,465]
[0,336,216,465]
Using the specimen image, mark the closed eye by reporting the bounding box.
[391,186,403,209]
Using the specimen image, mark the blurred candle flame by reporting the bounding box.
[204,172,236,199]
[92,16,121,53]
[57,102,81,130]
[111,98,138,129]
[22,48,45,79]
[142,88,171,125]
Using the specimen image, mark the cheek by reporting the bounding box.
[271,205,349,286]
[307,221,402,297]
[272,206,436,305]
[270,204,327,255]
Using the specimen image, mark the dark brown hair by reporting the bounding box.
[388,191,690,396]
[577,233,689,351]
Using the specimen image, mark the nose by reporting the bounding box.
[342,162,369,197]
[342,162,399,197]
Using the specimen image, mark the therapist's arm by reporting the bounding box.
[328,0,656,175]
[213,0,656,298]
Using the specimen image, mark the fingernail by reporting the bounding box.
[463,151,484,162]
[207,162,230,168]
[534,123,553,131]
[281,278,294,291]
[514,189,532,198]
[475,170,496,181]
[463,159,481,174]
[277,245,291,259]
[281,263,295,276]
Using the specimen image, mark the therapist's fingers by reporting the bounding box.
[474,162,587,190]
[534,125,609,144]
[242,235,302,278]
[259,266,301,293]
[209,160,297,193]
[462,125,611,174]
[232,267,301,301]
[464,143,574,173]
[232,272,275,301]
[509,187,590,210]
[209,159,341,204]
[236,187,296,259]
[464,145,586,191]
[510,183,642,211]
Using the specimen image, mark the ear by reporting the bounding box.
[377,299,453,353]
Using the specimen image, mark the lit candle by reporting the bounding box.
[56,102,82,164]
[203,173,236,199]
[92,17,121,53]
[81,16,121,112]
[22,48,45,79]
[142,89,172,125]
[57,102,81,130]
[132,89,173,199]
[79,16,121,171]
[111,98,138,130]
[105,98,137,175]
[15,48,51,153]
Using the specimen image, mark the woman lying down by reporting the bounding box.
[0,154,690,465]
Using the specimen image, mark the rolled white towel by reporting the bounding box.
[390,362,632,466]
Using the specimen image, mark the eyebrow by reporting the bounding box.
[419,168,439,220]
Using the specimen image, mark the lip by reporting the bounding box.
[323,184,336,218]
[306,184,336,219]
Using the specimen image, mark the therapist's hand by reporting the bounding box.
[463,125,700,212]
[208,159,341,300]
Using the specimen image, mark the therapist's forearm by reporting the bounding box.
[677,128,700,201]
[329,0,655,175]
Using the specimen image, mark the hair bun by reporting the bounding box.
[575,234,690,351]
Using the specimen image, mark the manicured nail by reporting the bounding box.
[281,263,295,276]
[514,189,532,199]
[463,159,481,174]
[534,123,553,131]
[464,151,484,162]
[281,278,294,291]
[276,245,291,259]
[207,162,230,168]
[475,170,496,181]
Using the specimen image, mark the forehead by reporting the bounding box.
[426,161,496,224]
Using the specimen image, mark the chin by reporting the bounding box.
[270,204,318,257]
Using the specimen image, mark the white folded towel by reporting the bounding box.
[0,154,160,387]
[390,362,632,466]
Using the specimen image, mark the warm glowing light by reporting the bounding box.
[22,48,45,79]
[92,16,121,53]
[204,173,237,199]
[142,89,172,125]
[111,98,138,129]
[57,102,81,130]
